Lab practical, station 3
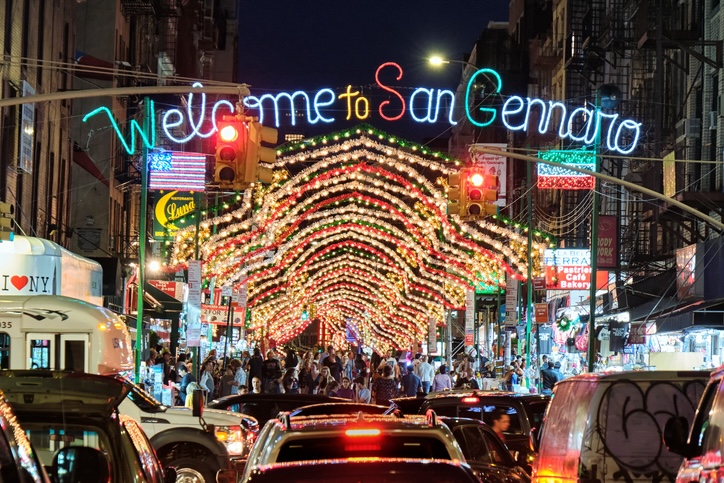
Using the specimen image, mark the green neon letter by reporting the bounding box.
[465,68,503,128]
[82,101,156,155]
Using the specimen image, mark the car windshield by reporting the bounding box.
[276,434,453,461]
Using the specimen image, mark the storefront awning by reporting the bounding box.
[653,298,724,333]
[144,282,183,315]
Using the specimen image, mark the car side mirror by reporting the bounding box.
[664,416,693,457]
[192,389,204,417]
[53,446,110,483]
[164,466,177,483]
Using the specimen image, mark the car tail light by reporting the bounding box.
[461,397,479,404]
[345,428,381,437]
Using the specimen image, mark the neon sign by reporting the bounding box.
[82,66,643,156]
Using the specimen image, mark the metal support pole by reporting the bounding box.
[134,98,150,383]
[496,289,502,362]
[588,91,602,372]
[526,158,534,385]
[191,192,202,378]
[447,311,453,369]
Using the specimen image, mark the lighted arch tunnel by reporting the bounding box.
[169,125,553,353]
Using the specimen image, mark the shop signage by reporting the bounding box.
[628,321,656,344]
[148,280,184,301]
[534,303,549,323]
[83,65,643,156]
[153,191,196,241]
[544,249,591,290]
[597,215,618,268]
[428,317,437,354]
[201,304,237,325]
[505,278,519,326]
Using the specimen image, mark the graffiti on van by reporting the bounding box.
[592,379,706,482]
[4,309,70,322]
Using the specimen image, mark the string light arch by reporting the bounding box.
[169,124,552,353]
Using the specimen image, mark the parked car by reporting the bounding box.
[420,389,549,471]
[240,411,466,481]
[665,365,724,483]
[207,392,346,428]
[241,457,481,483]
[534,370,708,483]
[439,416,530,483]
[0,371,176,482]
[116,375,256,481]
[0,388,48,482]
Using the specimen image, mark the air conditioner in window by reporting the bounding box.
[686,118,701,138]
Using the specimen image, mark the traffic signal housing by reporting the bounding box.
[244,121,278,185]
[459,167,499,219]
[447,172,461,215]
[214,117,246,189]
[0,202,14,241]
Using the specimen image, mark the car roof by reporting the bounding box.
[210,393,347,405]
[290,402,390,417]
[424,389,550,402]
[558,370,710,382]
[437,416,493,429]
[273,413,445,432]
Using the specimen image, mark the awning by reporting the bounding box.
[144,282,183,315]
[73,145,109,187]
[652,298,724,333]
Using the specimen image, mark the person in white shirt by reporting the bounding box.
[416,355,435,394]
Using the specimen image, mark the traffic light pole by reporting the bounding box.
[135,97,151,382]
[525,156,533,386]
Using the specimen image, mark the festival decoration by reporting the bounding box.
[168,125,551,353]
[537,149,596,190]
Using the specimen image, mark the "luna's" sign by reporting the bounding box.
[82,62,642,155]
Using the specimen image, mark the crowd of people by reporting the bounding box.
[145,343,574,407]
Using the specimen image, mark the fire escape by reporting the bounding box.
[623,0,723,275]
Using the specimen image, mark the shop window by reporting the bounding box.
[0,334,9,369]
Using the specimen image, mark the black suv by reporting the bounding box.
[420,390,550,472]
[208,393,347,428]
[0,371,177,482]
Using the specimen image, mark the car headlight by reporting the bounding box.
[215,425,244,456]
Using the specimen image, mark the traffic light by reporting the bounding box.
[244,121,278,185]
[447,171,461,215]
[460,168,499,219]
[0,202,14,242]
[214,117,246,189]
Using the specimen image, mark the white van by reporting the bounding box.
[0,295,253,482]
[0,294,132,373]
[532,371,708,483]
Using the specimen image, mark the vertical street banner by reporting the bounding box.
[19,81,35,174]
[186,260,202,347]
[505,278,519,326]
[465,289,475,346]
[428,317,437,354]
[663,151,676,198]
[597,215,618,268]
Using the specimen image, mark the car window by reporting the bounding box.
[122,417,164,483]
[0,402,44,483]
[482,430,513,465]
[524,400,548,429]
[453,426,493,464]
[690,379,718,452]
[25,425,110,470]
[480,405,522,434]
[241,402,281,426]
[275,435,453,461]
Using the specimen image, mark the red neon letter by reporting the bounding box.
[375,62,406,121]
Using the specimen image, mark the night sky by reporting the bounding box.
[236,0,510,143]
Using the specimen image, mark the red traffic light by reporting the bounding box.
[468,172,484,187]
[219,124,239,142]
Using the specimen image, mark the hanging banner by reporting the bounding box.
[597,215,618,268]
[470,143,507,207]
[427,317,437,354]
[505,278,519,326]
[19,81,35,174]
[186,260,202,347]
[663,151,676,198]
[465,289,475,346]
[148,280,184,301]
